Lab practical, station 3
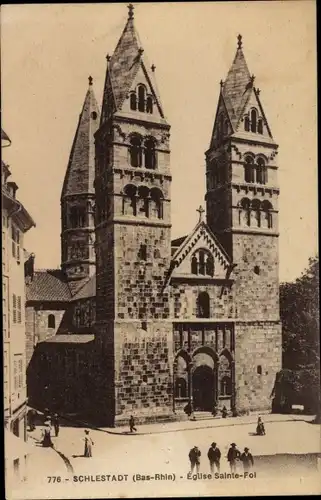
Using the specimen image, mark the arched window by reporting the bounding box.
[138,85,146,112]
[191,255,198,274]
[123,184,137,216]
[48,314,55,329]
[244,156,254,183]
[199,251,206,275]
[144,138,156,169]
[251,109,257,133]
[175,377,187,398]
[256,158,267,184]
[220,376,232,396]
[244,116,250,132]
[239,198,251,227]
[129,135,142,168]
[146,96,153,114]
[150,187,163,219]
[197,292,210,318]
[130,92,137,111]
[251,199,261,228]
[137,186,149,217]
[205,254,214,277]
[261,200,273,229]
[258,119,263,134]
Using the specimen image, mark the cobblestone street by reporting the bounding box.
[11,415,321,499]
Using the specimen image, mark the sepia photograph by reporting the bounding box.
[1,1,319,498]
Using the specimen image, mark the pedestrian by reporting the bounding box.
[256,416,265,436]
[41,422,53,448]
[51,413,60,437]
[83,430,94,457]
[207,442,221,473]
[227,443,241,473]
[27,409,36,431]
[189,445,201,473]
[240,447,254,472]
[129,415,137,433]
[221,406,228,418]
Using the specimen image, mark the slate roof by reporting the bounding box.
[171,235,187,247]
[71,274,96,301]
[42,334,94,344]
[101,6,165,121]
[61,79,100,199]
[26,270,72,302]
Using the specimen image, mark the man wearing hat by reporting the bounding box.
[240,447,254,472]
[227,443,241,472]
[207,442,221,473]
[188,445,201,473]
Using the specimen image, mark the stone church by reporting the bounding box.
[26,5,281,426]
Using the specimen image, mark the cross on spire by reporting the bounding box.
[151,64,156,72]
[237,34,242,49]
[88,75,93,86]
[220,79,224,88]
[197,205,205,222]
[128,4,134,19]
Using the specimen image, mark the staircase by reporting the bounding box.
[193,411,218,421]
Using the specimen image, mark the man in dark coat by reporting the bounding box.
[51,413,60,437]
[240,447,254,472]
[189,446,201,473]
[129,415,137,433]
[227,443,241,472]
[207,442,221,473]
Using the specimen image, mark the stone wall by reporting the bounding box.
[113,320,174,424]
[232,233,280,321]
[234,320,282,412]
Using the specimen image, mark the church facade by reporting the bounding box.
[26,5,281,426]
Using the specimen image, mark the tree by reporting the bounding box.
[279,256,320,415]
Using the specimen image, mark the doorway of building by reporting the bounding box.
[192,365,215,411]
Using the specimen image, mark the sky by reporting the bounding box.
[1,1,317,283]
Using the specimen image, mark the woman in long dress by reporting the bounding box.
[83,430,94,457]
[42,422,53,447]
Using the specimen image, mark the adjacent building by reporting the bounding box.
[2,128,36,483]
[26,5,281,427]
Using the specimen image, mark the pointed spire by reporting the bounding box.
[61,80,100,199]
[101,3,165,121]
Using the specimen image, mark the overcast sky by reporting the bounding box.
[1,1,317,283]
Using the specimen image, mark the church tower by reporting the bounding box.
[205,35,282,412]
[94,5,173,425]
[61,77,100,293]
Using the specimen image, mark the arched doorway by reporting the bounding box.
[192,365,215,411]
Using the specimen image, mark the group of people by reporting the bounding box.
[189,442,254,473]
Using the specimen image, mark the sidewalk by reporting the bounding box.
[81,412,316,436]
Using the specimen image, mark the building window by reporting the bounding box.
[250,109,257,133]
[244,156,255,183]
[17,296,21,323]
[239,198,251,227]
[146,96,153,114]
[197,291,210,318]
[129,135,143,168]
[138,85,146,112]
[48,314,55,329]
[258,119,263,134]
[191,250,214,277]
[69,206,86,228]
[256,157,267,184]
[257,365,262,375]
[175,378,187,398]
[13,355,23,390]
[11,225,20,261]
[123,184,137,216]
[244,116,250,132]
[130,92,137,111]
[137,186,149,217]
[144,138,156,169]
[150,188,163,219]
[220,376,232,396]
[261,200,273,229]
[138,244,147,261]
[13,294,17,323]
[251,199,261,228]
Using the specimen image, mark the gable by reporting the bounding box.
[236,88,273,138]
[120,62,164,120]
[210,93,233,148]
[170,222,232,281]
